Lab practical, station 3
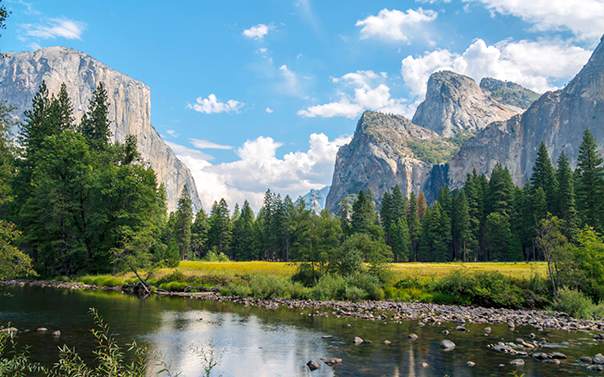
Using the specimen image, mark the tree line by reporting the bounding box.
[2,79,604,278]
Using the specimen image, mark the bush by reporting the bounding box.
[204,249,230,262]
[552,288,597,319]
[312,274,347,300]
[346,273,384,300]
[434,271,525,308]
[344,286,367,301]
[291,263,323,287]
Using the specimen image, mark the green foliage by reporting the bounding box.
[207,199,231,255]
[0,220,35,280]
[173,189,193,260]
[434,271,525,308]
[191,208,209,259]
[408,137,459,164]
[552,288,599,319]
[0,329,43,376]
[576,130,604,231]
[204,249,230,262]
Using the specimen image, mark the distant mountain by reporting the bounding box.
[325,111,456,212]
[302,186,330,213]
[448,35,604,188]
[479,77,540,110]
[0,46,201,212]
[411,71,522,137]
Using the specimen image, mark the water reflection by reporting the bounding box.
[0,286,601,377]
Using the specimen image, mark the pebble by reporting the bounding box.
[321,357,342,366]
[594,353,604,364]
[440,339,456,351]
[383,340,391,345]
[306,360,320,371]
[353,336,364,345]
[442,329,450,336]
[466,361,476,367]
[543,359,561,365]
[510,359,525,367]
[36,327,48,332]
[484,326,492,335]
[421,361,429,368]
[550,352,567,360]
[456,325,467,332]
[408,333,418,341]
[52,330,61,337]
[0,327,17,335]
[579,356,593,364]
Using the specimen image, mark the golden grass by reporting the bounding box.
[77,261,547,286]
[170,260,546,280]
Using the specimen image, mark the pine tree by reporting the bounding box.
[406,192,421,261]
[230,201,256,260]
[207,198,232,254]
[418,202,451,262]
[452,191,472,261]
[351,190,382,239]
[463,171,484,260]
[121,135,140,165]
[174,189,193,260]
[575,130,604,231]
[191,208,209,258]
[81,83,111,150]
[487,164,514,217]
[531,143,558,214]
[556,152,578,240]
[52,83,75,132]
[417,192,428,220]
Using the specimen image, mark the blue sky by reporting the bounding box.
[2,0,603,208]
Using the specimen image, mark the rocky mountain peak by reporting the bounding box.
[0,47,201,212]
[479,77,540,110]
[412,70,521,137]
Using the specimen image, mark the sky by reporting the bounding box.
[1,0,603,209]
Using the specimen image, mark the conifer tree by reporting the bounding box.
[230,201,256,260]
[406,192,421,261]
[81,83,111,150]
[575,130,604,231]
[556,152,578,239]
[207,198,232,254]
[531,143,558,213]
[418,202,451,262]
[191,208,209,258]
[452,191,472,261]
[174,189,193,260]
[351,190,382,239]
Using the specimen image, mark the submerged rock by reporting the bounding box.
[440,339,456,351]
[322,357,342,367]
[408,333,418,341]
[353,336,364,345]
[306,360,320,371]
[510,359,525,367]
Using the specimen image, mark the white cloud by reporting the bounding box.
[170,133,351,210]
[298,70,414,118]
[356,8,437,42]
[190,139,232,150]
[401,38,591,97]
[187,94,244,114]
[242,23,269,39]
[166,129,178,137]
[471,0,604,41]
[21,18,85,40]
[265,107,274,113]
[278,64,302,96]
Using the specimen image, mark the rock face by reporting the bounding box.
[449,36,604,187]
[412,71,521,137]
[302,186,330,213]
[325,111,455,211]
[480,77,540,109]
[0,47,200,211]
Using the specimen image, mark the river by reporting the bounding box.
[0,286,602,376]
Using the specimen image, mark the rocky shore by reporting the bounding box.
[3,279,604,333]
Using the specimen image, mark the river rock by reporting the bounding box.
[588,365,604,372]
[543,359,561,365]
[484,327,492,335]
[408,333,418,341]
[322,357,342,366]
[353,336,364,345]
[466,361,475,367]
[0,327,17,335]
[421,361,429,368]
[440,339,456,351]
[594,353,604,364]
[36,327,48,332]
[533,352,550,360]
[580,356,593,364]
[594,334,604,341]
[383,340,391,345]
[306,360,320,371]
[456,325,467,332]
[52,330,61,337]
[510,359,525,367]
[550,352,567,360]
[442,329,450,336]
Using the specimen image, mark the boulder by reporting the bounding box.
[306,360,320,371]
[440,339,456,351]
[594,353,604,364]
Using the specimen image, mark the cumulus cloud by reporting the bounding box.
[298,70,414,118]
[187,94,244,114]
[471,0,604,41]
[356,8,437,42]
[242,23,269,39]
[170,133,351,210]
[401,38,591,97]
[265,107,274,113]
[21,18,85,40]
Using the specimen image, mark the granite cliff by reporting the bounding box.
[0,46,200,211]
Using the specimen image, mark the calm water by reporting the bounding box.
[0,286,602,377]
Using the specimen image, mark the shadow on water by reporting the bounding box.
[1,286,602,376]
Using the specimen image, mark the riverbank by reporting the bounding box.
[3,279,603,334]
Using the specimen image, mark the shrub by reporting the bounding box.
[344,286,367,301]
[204,250,230,262]
[552,288,597,319]
[346,273,383,300]
[291,263,323,287]
[312,274,346,300]
[435,271,525,308]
